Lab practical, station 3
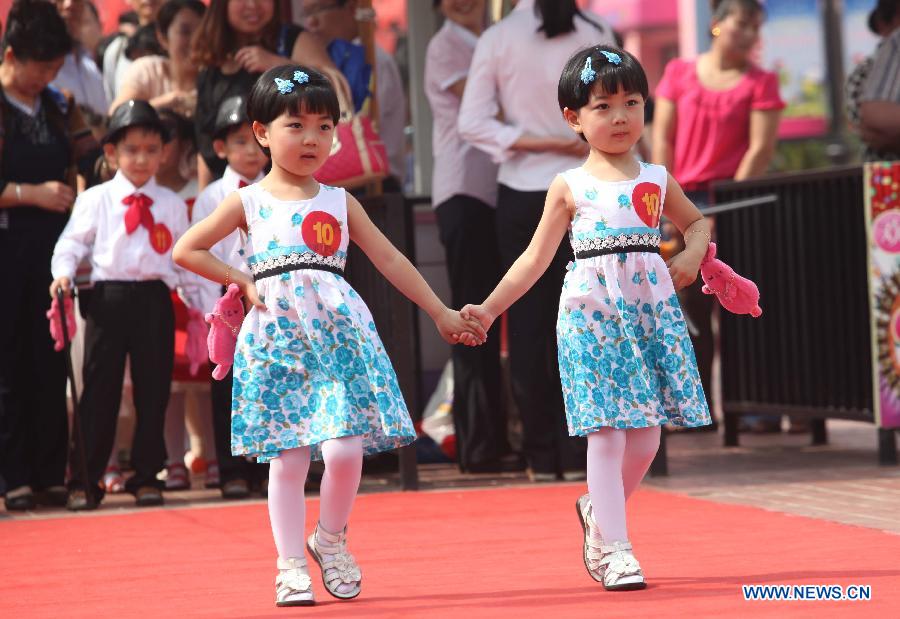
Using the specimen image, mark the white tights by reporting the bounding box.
[267,435,364,560]
[586,426,661,543]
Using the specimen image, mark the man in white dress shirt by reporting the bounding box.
[458,0,614,481]
[425,0,515,473]
[299,0,407,190]
[191,95,269,500]
[50,100,197,510]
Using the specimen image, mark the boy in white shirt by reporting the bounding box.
[191,95,269,499]
[50,99,196,510]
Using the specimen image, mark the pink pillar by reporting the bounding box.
[678,0,699,57]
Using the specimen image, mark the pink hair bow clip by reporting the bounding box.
[700,243,762,317]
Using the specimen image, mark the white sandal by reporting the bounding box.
[598,541,647,591]
[306,524,362,599]
[275,557,315,607]
[575,493,605,582]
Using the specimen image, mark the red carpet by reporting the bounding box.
[2,485,899,618]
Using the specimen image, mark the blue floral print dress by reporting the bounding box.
[230,183,416,462]
[557,164,711,434]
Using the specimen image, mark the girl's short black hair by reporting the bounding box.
[247,65,341,126]
[558,45,648,111]
[2,0,73,63]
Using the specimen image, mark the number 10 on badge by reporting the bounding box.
[301,210,342,257]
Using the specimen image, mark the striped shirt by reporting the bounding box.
[861,28,900,161]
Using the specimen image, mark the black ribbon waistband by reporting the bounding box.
[574,245,661,260]
[252,263,344,282]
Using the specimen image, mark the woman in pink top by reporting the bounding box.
[652,0,783,431]
[109,0,205,118]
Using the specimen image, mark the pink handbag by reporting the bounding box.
[314,86,388,189]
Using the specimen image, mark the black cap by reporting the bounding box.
[103,99,169,145]
[213,96,250,139]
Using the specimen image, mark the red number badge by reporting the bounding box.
[150,223,173,254]
[301,211,342,257]
[632,182,661,228]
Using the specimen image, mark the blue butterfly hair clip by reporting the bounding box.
[274,71,311,95]
[274,77,294,94]
[580,57,596,85]
[600,50,622,65]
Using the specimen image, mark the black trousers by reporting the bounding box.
[69,280,174,496]
[678,190,716,417]
[0,225,68,493]
[678,279,715,414]
[210,366,267,485]
[496,185,586,474]
[435,195,506,469]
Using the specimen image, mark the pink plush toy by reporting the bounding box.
[206,283,245,380]
[46,293,77,352]
[699,243,762,317]
[185,308,209,376]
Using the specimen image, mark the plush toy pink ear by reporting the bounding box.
[225,282,242,301]
[703,242,717,264]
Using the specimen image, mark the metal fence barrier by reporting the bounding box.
[712,166,896,465]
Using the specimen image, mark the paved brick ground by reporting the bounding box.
[4,420,899,534]
[646,420,900,534]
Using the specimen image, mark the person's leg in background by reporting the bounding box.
[0,228,39,509]
[24,227,69,505]
[163,390,190,489]
[539,238,586,478]
[677,191,723,432]
[210,367,260,498]
[184,387,219,486]
[125,282,174,500]
[70,283,131,506]
[435,195,507,472]
[496,186,583,479]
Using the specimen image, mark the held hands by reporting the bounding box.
[436,307,487,347]
[666,247,704,290]
[456,304,496,346]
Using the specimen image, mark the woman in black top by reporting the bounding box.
[192,0,348,187]
[0,0,96,511]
